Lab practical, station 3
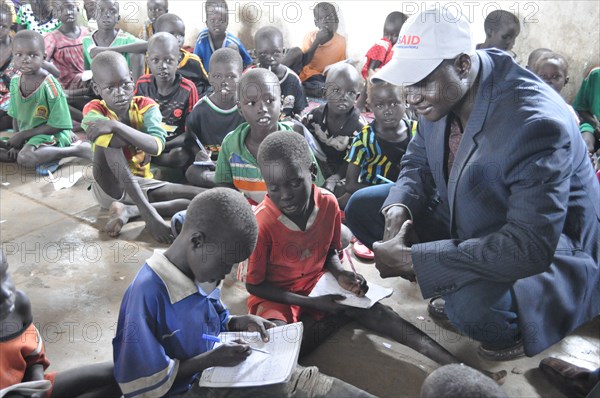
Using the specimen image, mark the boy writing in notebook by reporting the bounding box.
[113,188,375,398]
[245,131,506,378]
[83,51,204,243]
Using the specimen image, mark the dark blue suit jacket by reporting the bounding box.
[384,50,600,356]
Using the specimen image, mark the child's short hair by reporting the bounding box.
[367,80,402,103]
[325,62,362,86]
[314,2,337,18]
[254,26,283,46]
[384,11,408,31]
[527,47,552,69]
[484,10,519,35]
[258,131,313,171]
[147,31,179,54]
[153,13,183,32]
[205,0,228,14]
[91,51,128,77]
[535,52,569,73]
[209,47,243,72]
[420,364,508,398]
[183,188,258,259]
[13,30,45,52]
[237,68,279,101]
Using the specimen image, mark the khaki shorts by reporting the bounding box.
[91,177,167,209]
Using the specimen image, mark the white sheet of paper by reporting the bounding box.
[199,322,303,388]
[0,380,52,397]
[309,272,393,308]
[48,170,84,191]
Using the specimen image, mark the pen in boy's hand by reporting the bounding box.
[344,248,359,280]
[201,334,270,355]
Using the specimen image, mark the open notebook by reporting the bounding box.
[309,272,393,308]
[199,322,303,388]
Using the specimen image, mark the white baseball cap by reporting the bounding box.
[373,6,475,86]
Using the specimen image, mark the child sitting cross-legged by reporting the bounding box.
[0,30,91,171]
[134,32,198,170]
[302,62,367,197]
[185,48,245,188]
[0,249,122,398]
[112,188,376,398]
[244,131,508,382]
[343,81,416,208]
[83,51,205,243]
[215,68,324,205]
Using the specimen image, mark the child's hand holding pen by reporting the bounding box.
[338,249,369,297]
[206,339,253,367]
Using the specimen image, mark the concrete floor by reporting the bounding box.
[1,158,598,398]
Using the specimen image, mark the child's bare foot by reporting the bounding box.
[145,217,174,244]
[105,202,137,237]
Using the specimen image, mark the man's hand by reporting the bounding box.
[229,314,276,342]
[373,220,419,281]
[337,271,368,297]
[382,206,410,242]
[85,120,116,142]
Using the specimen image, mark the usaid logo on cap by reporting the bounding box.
[396,35,421,49]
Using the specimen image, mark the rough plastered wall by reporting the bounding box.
[118,0,599,103]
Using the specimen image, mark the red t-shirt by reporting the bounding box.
[361,37,394,79]
[246,186,342,295]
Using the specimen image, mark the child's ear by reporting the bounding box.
[310,163,318,182]
[565,76,569,85]
[191,231,206,248]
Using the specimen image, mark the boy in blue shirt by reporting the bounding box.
[193,1,252,72]
[113,188,375,398]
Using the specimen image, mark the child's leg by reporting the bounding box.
[185,165,217,188]
[17,142,92,168]
[50,362,121,398]
[345,303,459,365]
[146,182,206,202]
[94,146,173,243]
[152,147,192,168]
[299,313,349,357]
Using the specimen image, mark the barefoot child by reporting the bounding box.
[1,30,91,170]
[82,0,144,81]
[134,32,198,169]
[0,249,122,398]
[252,26,307,118]
[302,63,367,196]
[244,132,506,382]
[185,48,245,188]
[83,51,204,243]
[112,188,375,398]
[193,1,252,72]
[215,68,324,205]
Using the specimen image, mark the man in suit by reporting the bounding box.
[345,7,600,362]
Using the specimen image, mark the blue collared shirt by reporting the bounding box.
[113,250,230,397]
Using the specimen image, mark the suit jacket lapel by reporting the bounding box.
[447,53,494,231]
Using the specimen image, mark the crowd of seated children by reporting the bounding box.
[134,32,198,170]
[1,1,599,396]
[250,26,308,118]
[112,188,376,398]
[0,30,91,172]
[302,63,367,198]
[83,51,204,243]
[0,249,122,398]
[139,0,168,40]
[81,0,144,81]
[185,47,245,188]
[214,67,324,205]
[283,2,346,98]
[194,0,252,72]
[244,131,506,381]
